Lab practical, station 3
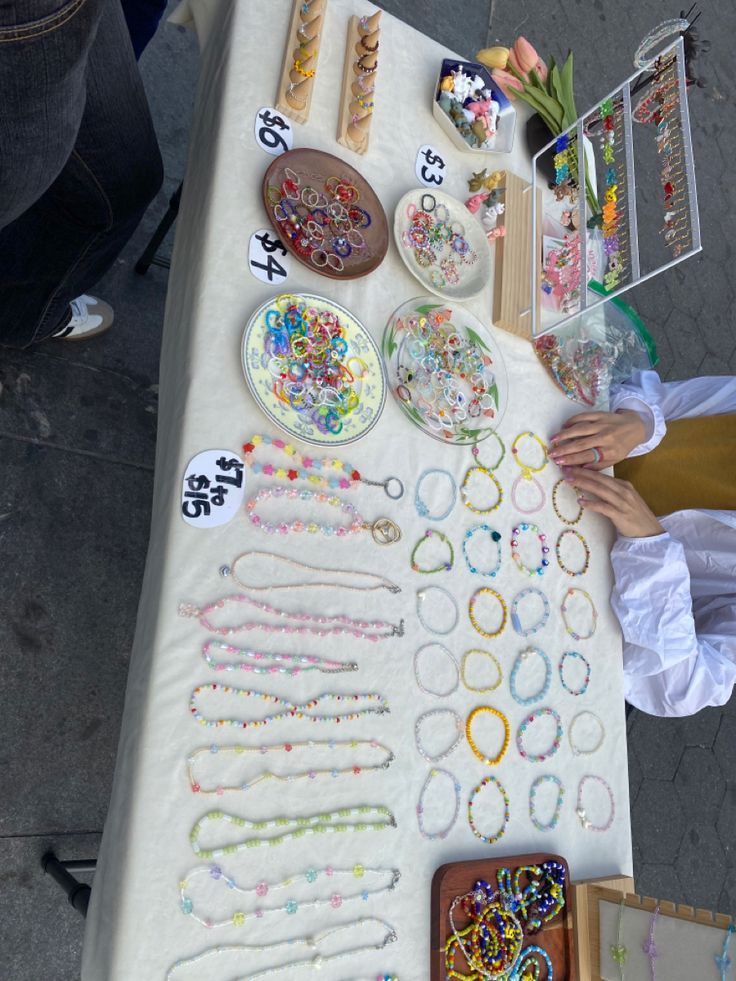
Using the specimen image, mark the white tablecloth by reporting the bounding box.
[82,2,632,977]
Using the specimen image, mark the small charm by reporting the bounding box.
[219,565,231,577]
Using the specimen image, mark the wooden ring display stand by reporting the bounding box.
[337,11,381,154]
[276,0,327,124]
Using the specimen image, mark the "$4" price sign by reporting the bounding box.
[249,229,290,284]
[415,144,447,187]
[254,107,293,156]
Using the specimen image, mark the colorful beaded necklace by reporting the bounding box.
[189,686,389,730]
[200,639,357,675]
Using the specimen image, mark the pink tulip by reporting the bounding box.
[490,67,523,100]
[534,58,548,83]
[511,35,540,74]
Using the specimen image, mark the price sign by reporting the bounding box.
[248,228,290,284]
[415,144,447,187]
[254,107,293,156]
[181,450,245,528]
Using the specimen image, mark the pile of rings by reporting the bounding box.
[262,295,366,435]
[400,193,478,291]
[392,304,498,435]
[266,168,373,273]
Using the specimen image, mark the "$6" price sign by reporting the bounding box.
[254,107,293,156]
[249,229,290,284]
[415,144,447,187]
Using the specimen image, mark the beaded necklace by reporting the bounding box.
[447,889,523,979]
[558,650,591,696]
[552,477,583,525]
[165,917,397,980]
[415,708,464,762]
[416,766,462,840]
[576,774,615,831]
[414,468,457,520]
[417,585,459,634]
[529,775,565,832]
[561,587,598,641]
[179,595,404,641]
[510,431,548,514]
[466,706,510,766]
[516,707,563,763]
[201,639,357,676]
[467,775,510,845]
[190,805,396,859]
[510,523,550,577]
[186,739,394,795]
[461,649,502,693]
[642,905,660,981]
[494,861,566,932]
[568,710,605,756]
[510,587,550,637]
[189,686,389,730]
[242,434,404,498]
[555,528,591,577]
[469,587,507,638]
[410,528,454,573]
[463,524,502,577]
[245,485,402,545]
[414,643,459,697]
[509,647,552,706]
[224,551,401,594]
[610,898,628,980]
[179,863,400,929]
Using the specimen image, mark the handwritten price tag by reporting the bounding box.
[254,107,293,156]
[248,228,290,284]
[181,450,245,528]
[415,144,447,187]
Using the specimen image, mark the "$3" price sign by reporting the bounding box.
[248,229,290,284]
[254,107,293,156]
[415,144,447,187]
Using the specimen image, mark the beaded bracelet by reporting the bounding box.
[417,586,459,635]
[468,775,510,844]
[415,708,464,762]
[576,774,615,831]
[516,707,563,763]
[461,649,502,693]
[416,767,462,840]
[643,904,660,980]
[461,466,503,514]
[511,431,548,514]
[561,587,598,641]
[413,643,459,697]
[475,430,505,468]
[510,472,546,515]
[555,528,591,577]
[463,524,502,577]
[466,706,510,766]
[414,468,457,520]
[511,523,550,577]
[559,650,591,696]
[510,587,550,636]
[529,774,565,832]
[410,529,454,574]
[512,431,548,474]
[552,478,583,525]
[468,587,507,638]
[509,647,552,706]
[568,710,605,756]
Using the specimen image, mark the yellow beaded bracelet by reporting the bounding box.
[468,587,507,639]
[466,705,510,766]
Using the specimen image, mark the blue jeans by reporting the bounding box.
[0,0,164,347]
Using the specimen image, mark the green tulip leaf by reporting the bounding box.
[560,50,577,123]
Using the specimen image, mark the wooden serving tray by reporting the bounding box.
[431,853,577,981]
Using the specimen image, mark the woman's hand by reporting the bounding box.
[563,467,664,538]
[549,410,647,469]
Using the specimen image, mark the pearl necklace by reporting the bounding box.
[224,550,401,594]
[186,739,395,795]
[245,485,402,545]
[416,766,462,840]
[189,686,389,729]
[179,595,404,641]
[576,774,615,831]
[242,434,404,499]
[415,708,464,762]
[201,639,357,675]
[165,917,398,980]
[414,643,459,697]
[178,863,400,929]
[190,805,396,859]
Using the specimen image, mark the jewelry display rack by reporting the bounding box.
[276,0,327,124]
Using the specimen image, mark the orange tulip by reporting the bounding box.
[510,35,540,74]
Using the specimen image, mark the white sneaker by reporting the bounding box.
[51,294,114,340]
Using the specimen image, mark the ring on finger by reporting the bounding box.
[590,447,603,464]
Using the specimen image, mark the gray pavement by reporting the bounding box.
[0,1,733,978]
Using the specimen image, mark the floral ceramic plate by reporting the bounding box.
[382,297,507,445]
[242,292,386,447]
[393,187,492,301]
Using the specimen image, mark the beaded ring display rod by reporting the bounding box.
[186,739,395,795]
[529,774,565,832]
[460,649,502,693]
[516,707,563,763]
[555,528,591,577]
[510,587,550,637]
[466,705,510,766]
[510,522,550,577]
[417,585,459,635]
[416,766,462,840]
[189,687,389,730]
[413,643,459,697]
[225,551,402,594]
[463,524,502,577]
[468,587,507,638]
[242,434,404,499]
[201,639,357,676]
[467,775,511,844]
[411,529,454,574]
[509,647,552,706]
[415,708,464,762]
[178,864,401,929]
[576,774,615,831]
[568,710,605,756]
[561,587,598,641]
[414,468,457,520]
[558,650,591,696]
[552,477,583,525]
